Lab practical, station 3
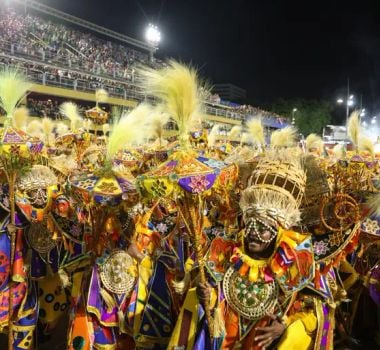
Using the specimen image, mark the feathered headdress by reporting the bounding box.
[102,123,110,136]
[59,102,82,132]
[55,122,69,137]
[146,106,171,147]
[12,107,29,131]
[139,60,204,149]
[240,187,302,229]
[49,154,78,176]
[246,117,265,148]
[26,120,43,138]
[270,126,297,148]
[0,69,32,123]
[358,135,374,158]
[332,143,345,159]
[240,154,306,229]
[95,88,109,106]
[305,133,323,153]
[83,119,93,132]
[106,103,151,159]
[229,125,242,141]
[240,132,253,146]
[241,125,305,229]
[42,117,54,145]
[207,124,221,148]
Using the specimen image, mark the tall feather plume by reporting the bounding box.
[42,117,54,145]
[305,133,323,153]
[59,102,82,132]
[95,88,109,105]
[146,106,171,146]
[88,119,93,132]
[12,107,29,130]
[229,125,242,140]
[208,124,221,148]
[367,193,380,216]
[0,68,32,122]
[246,118,265,147]
[111,106,123,126]
[82,119,88,131]
[358,135,374,158]
[55,122,69,136]
[26,120,43,138]
[347,110,360,151]
[139,60,204,149]
[241,132,253,145]
[270,126,297,148]
[102,123,110,136]
[106,103,151,159]
[332,143,344,159]
[83,119,93,132]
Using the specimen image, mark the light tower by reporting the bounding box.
[145,23,161,62]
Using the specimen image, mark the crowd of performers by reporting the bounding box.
[0,61,380,350]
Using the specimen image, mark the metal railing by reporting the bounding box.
[0,53,252,122]
[2,50,292,125]
[0,10,288,126]
[0,38,255,120]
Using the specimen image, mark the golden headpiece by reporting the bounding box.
[17,165,58,192]
[240,149,306,229]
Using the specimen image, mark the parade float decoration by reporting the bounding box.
[85,88,109,125]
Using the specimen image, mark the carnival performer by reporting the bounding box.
[332,112,380,346]
[126,61,214,350]
[0,70,44,350]
[66,103,149,350]
[170,125,317,349]
[300,113,371,349]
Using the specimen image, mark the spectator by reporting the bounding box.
[0,6,288,126]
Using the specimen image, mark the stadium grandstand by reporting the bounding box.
[0,0,288,141]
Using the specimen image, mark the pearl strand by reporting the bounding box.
[246,218,277,244]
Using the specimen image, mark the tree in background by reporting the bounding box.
[270,99,332,136]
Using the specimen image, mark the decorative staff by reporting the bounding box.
[0,69,43,350]
[137,61,228,338]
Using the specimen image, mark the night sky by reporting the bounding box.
[33,0,380,112]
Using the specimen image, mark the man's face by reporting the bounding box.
[244,220,275,257]
[56,197,70,217]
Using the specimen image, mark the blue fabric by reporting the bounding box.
[138,261,173,339]
[0,232,11,291]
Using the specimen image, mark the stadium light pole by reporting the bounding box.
[337,79,354,138]
[145,23,161,62]
[291,108,297,125]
